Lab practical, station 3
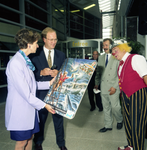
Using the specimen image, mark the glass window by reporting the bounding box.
[1,0,19,10]
[85,26,94,35]
[85,47,92,59]
[0,52,15,68]
[0,87,7,103]
[95,30,100,38]
[85,34,95,39]
[100,41,103,53]
[52,6,65,24]
[0,7,20,23]
[70,30,83,39]
[61,43,67,55]
[0,22,20,37]
[52,18,65,34]
[85,20,94,28]
[25,2,47,23]
[70,21,83,32]
[85,12,94,21]
[0,42,18,52]
[52,0,64,5]
[69,48,83,59]
[95,18,99,25]
[68,3,102,39]
[70,14,83,24]
[70,4,83,17]
[29,0,48,10]
[52,0,64,10]
[56,31,66,41]
[25,17,47,31]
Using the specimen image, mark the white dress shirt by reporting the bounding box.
[43,46,54,65]
[118,52,147,78]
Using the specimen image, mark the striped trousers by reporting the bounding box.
[121,88,147,150]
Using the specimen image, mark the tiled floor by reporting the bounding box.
[0,90,147,150]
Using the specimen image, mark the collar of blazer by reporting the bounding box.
[100,53,112,67]
[106,54,113,67]
[18,52,35,92]
[38,49,48,68]
[102,54,115,76]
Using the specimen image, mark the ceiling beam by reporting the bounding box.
[101,11,116,14]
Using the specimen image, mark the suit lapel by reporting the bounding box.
[102,54,106,67]
[38,49,49,68]
[107,55,113,68]
[53,49,61,70]
[103,54,112,78]
[54,49,58,65]
[38,49,58,69]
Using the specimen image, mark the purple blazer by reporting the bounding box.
[5,52,49,131]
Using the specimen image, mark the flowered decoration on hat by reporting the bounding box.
[112,38,127,49]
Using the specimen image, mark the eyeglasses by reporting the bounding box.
[45,38,58,42]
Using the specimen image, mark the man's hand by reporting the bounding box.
[40,68,51,76]
[108,87,116,95]
[40,68,58,77]
[49,69,58,77]
[94,85,98,90]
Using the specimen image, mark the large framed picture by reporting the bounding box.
[44,58,97,119]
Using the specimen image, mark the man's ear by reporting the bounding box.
[43,38,46,43]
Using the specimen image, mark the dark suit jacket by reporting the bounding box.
[89,58,98,85]
[29,47,66,100]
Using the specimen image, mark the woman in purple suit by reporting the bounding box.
[5,29,55,150]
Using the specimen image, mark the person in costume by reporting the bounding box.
[112,39,147,150]
[5,28,55,150]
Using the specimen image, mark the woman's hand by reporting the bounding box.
[45,104,56,114]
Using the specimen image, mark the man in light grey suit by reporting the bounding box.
[95,38,123,132]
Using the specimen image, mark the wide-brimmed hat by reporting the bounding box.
[112,39,127,49]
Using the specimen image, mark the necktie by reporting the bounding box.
[48,50,52,68]
[105,54,108,67]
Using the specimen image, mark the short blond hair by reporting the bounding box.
[117,43,132,53]
[41,27,56,39]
